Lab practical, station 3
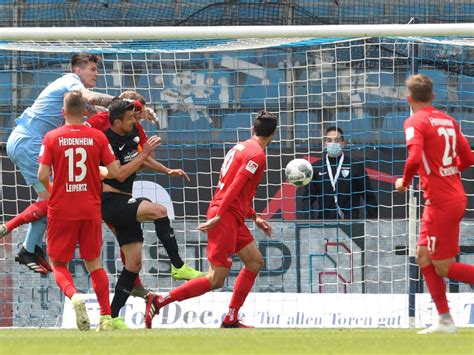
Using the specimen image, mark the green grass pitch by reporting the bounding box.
[0,328,473,354]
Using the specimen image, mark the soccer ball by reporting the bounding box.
[285,158,313,187]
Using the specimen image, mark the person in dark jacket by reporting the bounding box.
[300,126,378,220]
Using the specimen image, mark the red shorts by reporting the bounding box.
[47,218,103,263]
[206,206,254,269]
[418,199,466,260]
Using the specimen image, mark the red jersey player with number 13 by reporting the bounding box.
[395,74,474,334]
[145,110,277,328]
[38,91,119,331]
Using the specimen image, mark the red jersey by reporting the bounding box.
[402,106,472,205]
[84,111,110,132]
[39,124,116,220]
[85,111,148,147]
[210,137,266,221]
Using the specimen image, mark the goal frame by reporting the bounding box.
[1,24,473,329]
[0,23,473,41]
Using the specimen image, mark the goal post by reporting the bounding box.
[0,25,473,329]
[0,23,473,40]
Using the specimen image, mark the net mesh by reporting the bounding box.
[0,35,473,327]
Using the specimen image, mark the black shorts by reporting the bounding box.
[101,192,150,247]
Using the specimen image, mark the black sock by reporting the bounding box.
[111,268,138,318]
[154,217,184,269]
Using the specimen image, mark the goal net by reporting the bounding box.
[0,26,473,328]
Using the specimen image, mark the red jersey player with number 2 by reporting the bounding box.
[144,110,277,329]
[38,91,119,331]
[395,74,474,334]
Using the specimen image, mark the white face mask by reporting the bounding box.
[326,142,342,157]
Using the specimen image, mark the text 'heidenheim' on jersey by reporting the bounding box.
[58,137,94,146]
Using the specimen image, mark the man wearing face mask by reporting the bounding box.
[300,126,378,220]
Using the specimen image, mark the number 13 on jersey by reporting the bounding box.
[65,147,87,182]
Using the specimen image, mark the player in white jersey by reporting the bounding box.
[4,53,115,273]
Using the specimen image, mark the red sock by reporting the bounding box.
[119,249,143,288]
[421,265,449,315]
[159,277,211,308]
[53,265,77,299]
[5,200,48,232]
[90,268,111,316]
[447,262,474,285]
[134,275,143,288]
[223,268,257,324]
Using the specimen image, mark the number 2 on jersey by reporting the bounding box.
[437,127,456,166]
[64,147,87,182]
[217,149,236,190]
[220,149,236,178]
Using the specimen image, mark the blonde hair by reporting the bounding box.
[63,91,85,116]
[119,90,146,105]
[406,74,434,103]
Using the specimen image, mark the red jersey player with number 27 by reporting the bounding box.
[395,74,474,334]
[144,110,277,329]
[38,91,119,331]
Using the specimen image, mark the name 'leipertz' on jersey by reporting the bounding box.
[403,106,472,205]
[210,137,266,221]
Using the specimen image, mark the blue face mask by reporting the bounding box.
[326,142,342,157]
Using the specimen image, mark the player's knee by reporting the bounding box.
[126,259,142,273]
[210,278,225,290]
[433,265,449,278]
[150,204,168,219]
[415,249,431,267]
[208,274,226,289]
[84,258,103,273]
[246,256,264,273]
[415,253,424,266]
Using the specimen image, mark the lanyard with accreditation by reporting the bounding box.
[326,153,345,219]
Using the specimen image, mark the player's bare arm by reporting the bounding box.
[254,215,272,237]
[166,168,190,180]
[37,163,52,197]
[112,136,160,183]
[455,131,474,171]
[142,106,157,123]
[138,135,189,180]
[394,178,407,193]
[79,87,114,107]
[100,161,120,180]
[85,104,108,117]
[141,157,190,181]
[396,143,423,193]
[248,210,272,237]
[99,166,109,180]
[198,215,221,232]
[141,135,161,155]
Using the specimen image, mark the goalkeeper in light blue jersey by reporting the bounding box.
[3,53,115,274]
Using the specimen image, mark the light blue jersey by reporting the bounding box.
[15,73,84,138]
[7,73,84,186]
[6,72,86,256]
